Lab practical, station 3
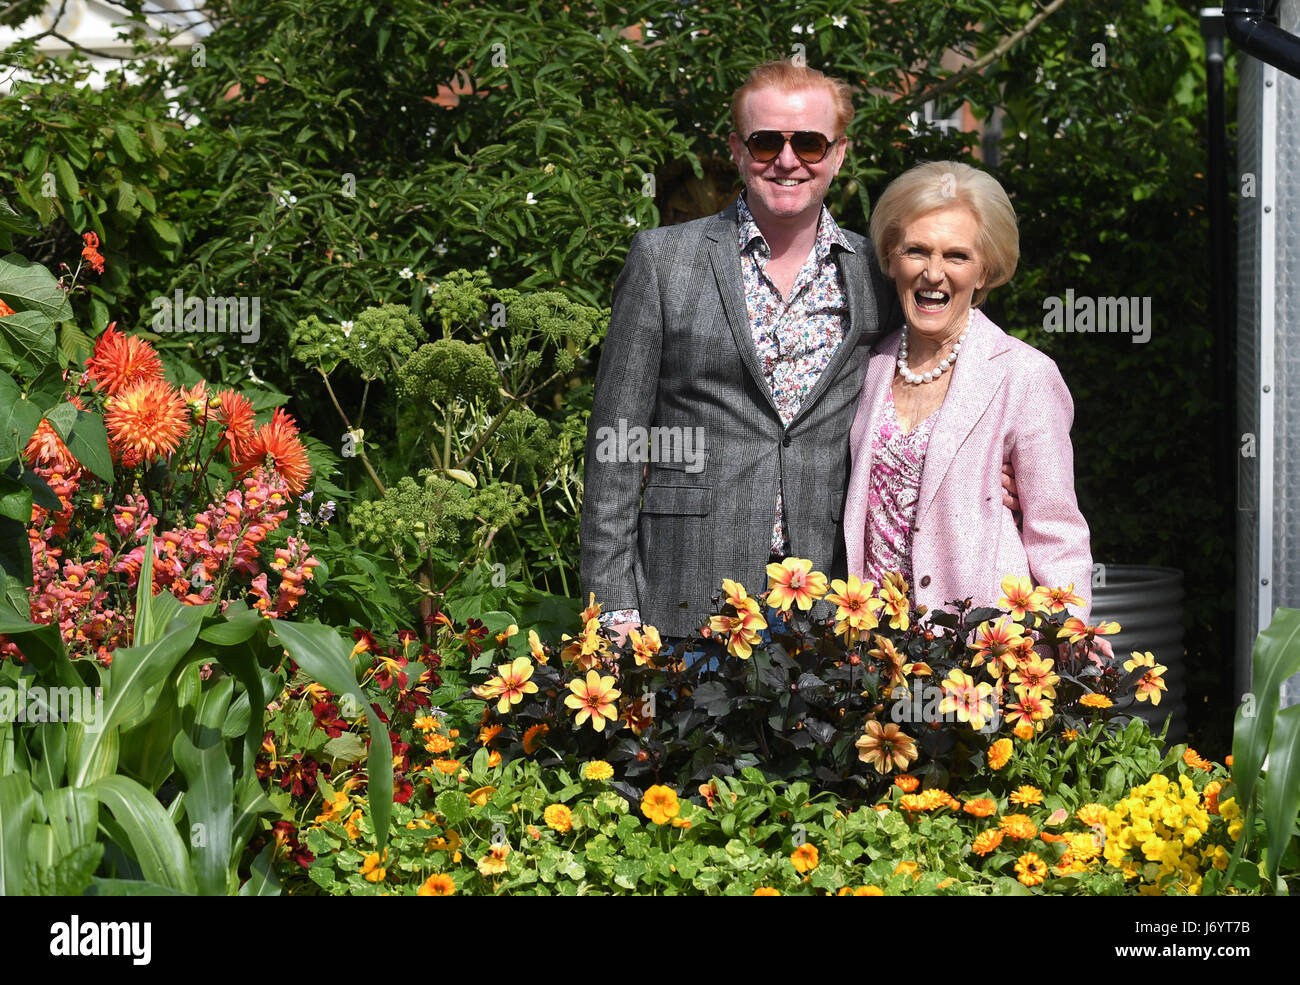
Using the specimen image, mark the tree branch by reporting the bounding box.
[903,0,1070,110]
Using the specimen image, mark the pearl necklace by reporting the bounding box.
[898,308,972,384]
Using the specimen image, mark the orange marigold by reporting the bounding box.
[1009,785,1044,807]
[105,378,190,463]
[1014,852,1048,887]
[999,814,1038,840]
[962,798,997,818]
[522,723,550,754]
[753,887,781,896]
[1076,803,1109,827]
[972,829,1004,856]
[987,738,1012,771]
[86,325,163,395]
[1079,692,1113,709]
[894,775,919,793]
[543,803,573,833]
[1183,747,1212,771]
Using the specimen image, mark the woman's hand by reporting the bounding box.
[1001,461,1021,515]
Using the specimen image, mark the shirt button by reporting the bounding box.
[920,575,931,588]
[782,435,792,448]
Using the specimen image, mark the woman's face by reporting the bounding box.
[887,204,987,344]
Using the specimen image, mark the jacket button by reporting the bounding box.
[920,575,931,587]
[782,435,791,447]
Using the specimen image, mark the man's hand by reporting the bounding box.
[608,621,639,647]
[1001,461,1021,515]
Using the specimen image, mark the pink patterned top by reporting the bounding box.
[862,389,938,588]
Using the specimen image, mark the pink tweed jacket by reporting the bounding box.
[844,308,1093,621]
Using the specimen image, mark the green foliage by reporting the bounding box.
[399,339,499,407]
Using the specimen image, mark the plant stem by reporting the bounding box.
[317,368,386,496]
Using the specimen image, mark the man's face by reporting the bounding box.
[728,86,847,231]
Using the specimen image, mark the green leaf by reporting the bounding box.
[1262,703,1300,889]
[0,310,57,377]
[237,843,281,896]
[0,253,70,320]
[113,123,146,163]
[91,774,196,894]
[52,154,78,201]
[146,215,181,247]
[0,198,39,237]
[65,410,113,482]
[173,730,234,896]
[43,400,77,442]
[28,842,103,896]
[0,771,37,895]
[0,370,43,465]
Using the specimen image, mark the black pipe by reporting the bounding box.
[1200,7,1235,739]
[1225,0,1300,78]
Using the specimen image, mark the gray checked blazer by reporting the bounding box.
[579,200,901,638]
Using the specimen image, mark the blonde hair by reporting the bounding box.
[868,161,1019,306]
[731,60,855,138]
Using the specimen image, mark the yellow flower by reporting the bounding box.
[753,887,781,896]
[1076,803,1109,827]
[468,785,495,807]
[1010,785,1044,806]
[544,803,573,833]
[564,669,621,731]
[999,814,1038,840]
[987,738,1013,771]
[825,575,883,642]
[855,885,885,895]
[766,557,828,612]
[1062,728,1080,741]
[477,843,510,876]
[583,760,614,781]
[791,843,820,873]
[628,624,663,666]
[418,873,456,896]
[641,785,680,825]
[855,720,919,774]
[1013,721,1035,741]
[1015,852,1048,887]
[892,860,920,879]
[1079,692,1112,709]
[528,628,548,664]
[360,850,387,883]
[939,669,996,731]
[999,575,1047,619]
[472,656,539,714]
[1123,651,1168,706]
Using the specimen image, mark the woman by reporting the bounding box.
[843,161,1093,621]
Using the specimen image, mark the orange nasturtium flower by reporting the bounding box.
[766,557,828,612]
[564,670,621,731]
[855,720,919,775]
[473,656,539,715]
[418,873,456,896]
[477,844,510,877]
[640,785,680,825]
[1123,651,1168,706]
[790,843,819,874]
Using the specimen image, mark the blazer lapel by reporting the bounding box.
[788,244,875,429]
[706,205,778,415]
[915,308,1010,525]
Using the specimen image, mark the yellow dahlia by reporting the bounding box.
[565,669,621,731]
[855,720,919,774]
[766,557,828,612]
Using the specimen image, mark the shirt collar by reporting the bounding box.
[735,191,854,260]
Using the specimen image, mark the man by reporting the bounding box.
[580,60,1013,641]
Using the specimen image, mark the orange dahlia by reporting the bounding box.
[233,407,311,495]
[24,418,78,471]
[105,378,190,463]
[85,325,163,396]
[213,389,257,460]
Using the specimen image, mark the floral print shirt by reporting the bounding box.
[736,192,853,555]
[862,390,938,588]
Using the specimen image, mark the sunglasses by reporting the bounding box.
[743,130,838,165]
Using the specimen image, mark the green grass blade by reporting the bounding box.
[90,774,196,894]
